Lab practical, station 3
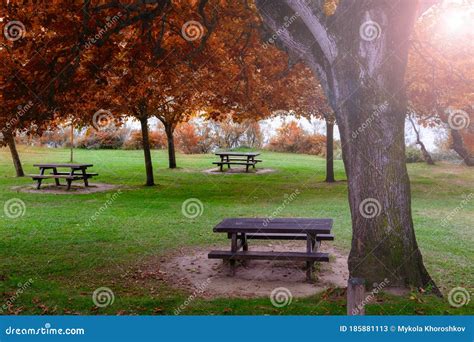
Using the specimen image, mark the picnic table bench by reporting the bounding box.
[208,218,334,281]
[29,163,98,190]
[213,152,261,172]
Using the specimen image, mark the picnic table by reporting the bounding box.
[213,152,262,172]
[30,163,98,190]
[208,218,334,281]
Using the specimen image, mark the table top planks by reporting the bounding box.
[214,218,332,234]
[215,152,260,157]
[33,163,93,168]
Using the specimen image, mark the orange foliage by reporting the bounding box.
[175,123,204,154]
[123,130,167,150]
[268,121,326,155]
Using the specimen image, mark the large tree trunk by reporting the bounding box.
[164,124,177,169]
[451,129,474,166]
[4,130,25,177]
[256,0,438,292]
[325,119,335,183]
[409,117,435,165]
[139,115,155,186]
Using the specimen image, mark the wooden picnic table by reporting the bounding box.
[213,152,262,172]
[30,163,98,190]
[208,218,334,281]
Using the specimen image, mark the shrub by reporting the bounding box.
[123,130,167,150]
[267,121,326,155]
[39,129,71,147]
[405,146,424,163]
[175,123,204,154]
[77,128,127,149]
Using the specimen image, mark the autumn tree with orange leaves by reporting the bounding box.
[407,1,473,165]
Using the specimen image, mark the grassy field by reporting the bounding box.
[0,146,473,315]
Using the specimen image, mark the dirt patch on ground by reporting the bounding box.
[203,168,277,175]
[11,183,121,194]
[158,241,349,299]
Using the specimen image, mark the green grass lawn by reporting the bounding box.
[0,146,473,315]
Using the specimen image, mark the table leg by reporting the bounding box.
[227,156,231,169]
[81,168,89,187]
[252,156,256,169]
[67,168,76,191]
[219,156,224,172]
[306,234,315,281]
[36,167,46,189]
[241,233,248,251]
[52,167,60,186]
[230,233,238,276]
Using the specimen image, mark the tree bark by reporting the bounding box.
[139,115,155,186]
[256,0,439,293]
[4,130,25,177]
[325,119,335,182]
[451,129,474,166]
[409,117,435,165]
[164,123,177,169]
